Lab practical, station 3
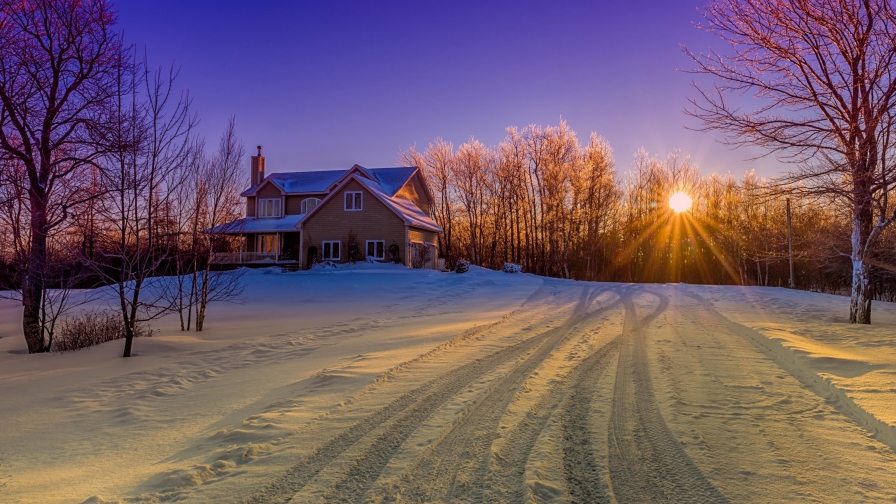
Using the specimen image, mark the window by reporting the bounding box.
[344,191,362,211]
[258,234,279,254]
[258,198,281,218]
[300,197,321,214]
[322,240,341,261]
[366,240,385,260]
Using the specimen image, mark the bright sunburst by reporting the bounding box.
[669,192,693,213]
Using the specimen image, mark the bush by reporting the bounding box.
[347,243,363,263]
[411,244,432,269]
[312,260,338,269]
[455,259,470,273]
[501,262,523,274]
[306,246,318,269]
[52,309,152,353]
[387,243,402,264]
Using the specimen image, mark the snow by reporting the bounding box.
[240,166,417,197]
[209,213,305,233]
[355,176,442,232]
[1,270,895,503]
[367,167,417,196]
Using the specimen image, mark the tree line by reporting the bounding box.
[0,0,244,356]
[402,121,896,300]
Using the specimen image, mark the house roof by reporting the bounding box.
[210,214,306,234]
[354,176,443,233]
[367,167,417,196]
[240,166,418,197]
[227,165,441,235]
[294,173,442,233]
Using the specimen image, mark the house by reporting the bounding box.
[212,147,442,269]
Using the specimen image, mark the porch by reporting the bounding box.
[210,229,303,265]
[210,251,297,264]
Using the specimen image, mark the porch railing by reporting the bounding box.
[212,252,284,264]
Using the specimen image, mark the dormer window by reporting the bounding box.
[258,198,281,218]
[344,191,362,211]
[301,197,321,214]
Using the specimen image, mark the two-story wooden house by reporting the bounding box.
[213,147,442,269]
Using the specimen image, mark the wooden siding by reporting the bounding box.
[395,172,432,215]
[246,196,256,217]
[301,179,407,265]
[257,183,283,199]
[286,194,327,216]
[409,228,438,244]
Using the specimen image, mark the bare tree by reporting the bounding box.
[162,137,205,331]
[454,138,489,264]
[92,55,194,357]
[0,0,122,352]
[686,0,896,323]
[194,118,245,331]
[400,139,458,267]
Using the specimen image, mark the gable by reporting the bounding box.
[256,180,284,199]
[301,178,406,230]
[394,172,432,215]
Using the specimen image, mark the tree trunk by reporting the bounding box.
[195,267,209,331]
[850,222,873,323]
[122,323,135,358]
[22,195,48,353]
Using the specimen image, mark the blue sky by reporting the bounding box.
[116,0,785,178]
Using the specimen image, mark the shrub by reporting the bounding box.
[387,243,402,264]
[346,230,364,263]
[306,246,318,269]
[411,244,432,269]
[455,259,470,273]
[501,262,523,274]
[52,309,152,353]
[347,243,363,263]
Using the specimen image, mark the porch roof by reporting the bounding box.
[210,214,305,234]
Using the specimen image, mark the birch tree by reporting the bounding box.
[686,0,896,323]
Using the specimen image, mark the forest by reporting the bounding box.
[402,121,896,300]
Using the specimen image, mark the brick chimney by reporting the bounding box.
[250,145,265,186]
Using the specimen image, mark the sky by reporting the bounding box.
[116,0,787,179]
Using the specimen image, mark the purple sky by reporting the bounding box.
[117,0,785,179]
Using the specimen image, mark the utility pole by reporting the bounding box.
[786,198,794,289]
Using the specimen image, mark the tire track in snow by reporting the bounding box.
[683,289,896,454]
[359,287,617,504]
[605,290,729,504]
[243,284,588,504]
[322,286,611,503]
[486,307,624,504]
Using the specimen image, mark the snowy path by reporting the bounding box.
[1,267,895,503]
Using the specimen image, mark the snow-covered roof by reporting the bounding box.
[210,214,305,234]
[226,166,440,234]
[367,167,417,196]
[355,176,443,233]
[240,166,418,197]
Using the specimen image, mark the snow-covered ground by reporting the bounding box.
[0,265,895,503]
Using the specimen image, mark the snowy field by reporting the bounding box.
[1,265,896,503]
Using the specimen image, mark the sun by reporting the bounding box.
[669,191,693,213]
